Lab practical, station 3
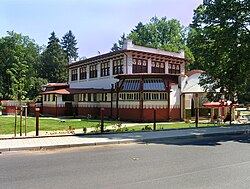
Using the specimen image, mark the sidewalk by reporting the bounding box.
[1,124,250,152]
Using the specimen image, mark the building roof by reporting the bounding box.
[69,48,191,68]
[181,70,205,94]
[42,83,69,88]
[41,88,110,95]
[185,70,204,77]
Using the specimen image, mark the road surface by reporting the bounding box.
[1,134,250,189]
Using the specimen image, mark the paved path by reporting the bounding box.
[1,125,250,152]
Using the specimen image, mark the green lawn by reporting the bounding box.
[0,116,114,135]
[0,115,228,135]
[119,122,227,132]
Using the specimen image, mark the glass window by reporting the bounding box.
[93,93,97,101]
[87,93,92,101]
[168,63,180,74]
[62,95,74,101]
[143,92,168,100]
[132,58,148,73]
[113,59,123,75]
[101,62,110,77]
[152,61,165,73]
[89,65,97,78]
[80,67,87,80]
[79,94,86,102]
[71,69,78,81]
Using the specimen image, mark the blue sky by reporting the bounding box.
[0,0,202,58]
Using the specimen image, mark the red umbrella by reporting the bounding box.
[202,102,222,108]
[203,102,240,108]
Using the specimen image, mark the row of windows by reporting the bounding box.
[71,59,124,81]
[44,94,56,102]
[78,93,108,102]
[44,92,168,102]
[132,59,180,74]
[44,94,74,102]
[71,60,181,81]
[117,92,168,101]
[168,63,180,74]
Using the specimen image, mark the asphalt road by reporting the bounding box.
[1,134,250,189]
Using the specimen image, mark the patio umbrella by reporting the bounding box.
[202,102,222,108]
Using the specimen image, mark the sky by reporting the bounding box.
[0,0,203,58]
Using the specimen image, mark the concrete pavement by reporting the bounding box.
[1,124,250,152]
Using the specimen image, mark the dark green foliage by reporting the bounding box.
[61,30,78,60]
[41,32,68,83]
[111,17,194,68]
[0,31,45,100]
[128,16,194,61]
[188,0,250,104]
[111,33,126,51]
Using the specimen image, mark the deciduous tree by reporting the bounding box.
[188,0,250,104]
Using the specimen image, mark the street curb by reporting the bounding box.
[0,130,248,152]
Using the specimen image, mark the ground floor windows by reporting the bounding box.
[62,95,74,101]
[119,93,140,100]
[79,93,86,102]
[118,92,167,101]
[143,92,168,101]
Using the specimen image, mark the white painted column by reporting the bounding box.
[86,65,89,81]
[148,58,152,73]
[69,69,72,82]
[126,53,133,74]
[165,61,169,74]
[181,63,185,74]
[97,63,101,79]
[109,59,113,77]
[77,67,80,81]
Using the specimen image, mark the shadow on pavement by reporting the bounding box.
[144,133,250,146]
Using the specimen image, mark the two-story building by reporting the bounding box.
[41,40,194,121]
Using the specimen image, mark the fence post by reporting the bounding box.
[153,109,156,131]
[100,108,104,133]
[14,107,17,137]
[35,108,40,136]
[20,107,23,136]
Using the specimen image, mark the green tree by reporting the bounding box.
[61,30,78,60]
[127,16,194,61]
[111,33,126,51]
[188,0,250,104]
[0,31,43,100]
[41,32,68,83]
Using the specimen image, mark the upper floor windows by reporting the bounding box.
[152,61,165,73]
[132,59,147,73]
[101,62,110,77]
[168,63,180,74]
[71,69,78,81]
[80,67,87,80]
[89,64,97,78]
[113,59,123,75]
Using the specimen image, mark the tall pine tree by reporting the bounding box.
[61,30,78,61]
[41,32,68,83]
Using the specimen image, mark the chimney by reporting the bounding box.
[122,39,133,50]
